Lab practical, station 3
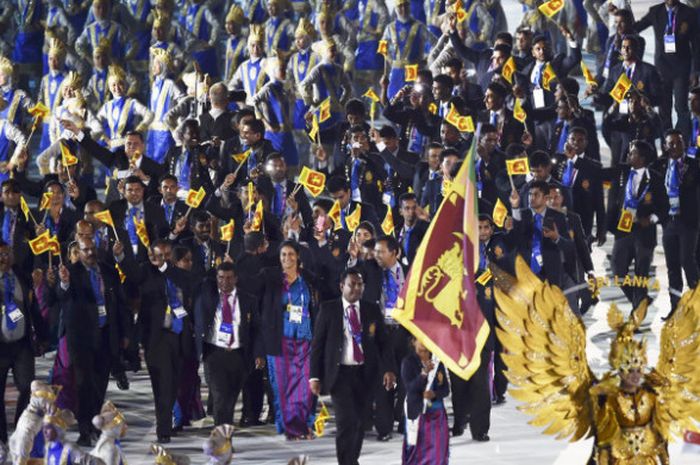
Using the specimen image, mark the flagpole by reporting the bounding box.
[232,158,246,179]
[226,239,232,256]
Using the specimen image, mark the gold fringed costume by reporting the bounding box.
[492,257,700,465]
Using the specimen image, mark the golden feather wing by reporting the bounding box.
[653,285,700,440]
[493,256,595,442]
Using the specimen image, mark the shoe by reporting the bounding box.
[493,396,506,405]
[77,434,92,447]
[472,433,490,442]
[115,372,130,391]
[451,426,464,437]
[377,433,392,442]
[157,435,171,444]
[240,418,264,427]
[396,421,405,435]
[172,424,183,433]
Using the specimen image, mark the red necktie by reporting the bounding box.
[222,292,233,345]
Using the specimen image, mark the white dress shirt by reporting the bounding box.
[207,289,241,350]
[341,297,363,366]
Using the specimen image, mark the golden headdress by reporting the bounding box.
[107,64,127,86]
[93,0,111,8]
[294,17,315,39]
[151,444,177,465]
[151,47,172,69]
[311,38,335,56]
[64,71,83,90]
[607,302,648,374]
[0,56,13,77]
[48,38,66,58]
[31,381,62,404]
[152,9,170,29]
[395,0,410,6]
[43,405,76,431]
[225,4,245,24]
[248,24,265,45]
[317,3,335,21]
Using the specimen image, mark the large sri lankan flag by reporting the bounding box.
[391,137,489,381]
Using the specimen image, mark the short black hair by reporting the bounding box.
[327,176,349,194]
[191,210,210,224]
[529,151,551,168]
[399,192,417,205]
[570,126,588,138]
[445,58,462,71]
[376,235,400,254]
[124,175,145,187]
[529,180,550,195]
[125,131,144,141]
[159,173,178,184]
[1,179,20,193]
[629,139,655,164]
[345,99,365,116]
[244,231,265,252]
[433,74,453,88]
[243,118,265,136]
[356,221,376,237]
[378,125,398,139]
[172,245,191,263]
[217,261,236,274]
[340,267,364,284]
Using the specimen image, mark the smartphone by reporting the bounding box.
[543,217,555,231]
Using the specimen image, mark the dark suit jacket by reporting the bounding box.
[193,280,261,361]
[521,44,582,115]
[604,165,668,247]
[145,197,189,231]
[509,207,576,287]
[635,2,699,78]
[552,154,606,238]
[565,210,594,282]
[420,176,443,218]
[163,145,216,195]
[3,267,48,349]
[449,32,497,91]
[310,298,395,395]
[395,219,429,266]
[402,352,449,420]
[383,101,440,153]
[332,154,384,213]
[13,171,97,213]
[477,108,526,149]
[0,205,34,272]
[118,258,192,357]
[198,110,237,142]
[534,117,599,161]
[256,177,313,227]
[109,200,169,260]
[599,60,662,107]
[56,262,129,356]
[651,155,700,230]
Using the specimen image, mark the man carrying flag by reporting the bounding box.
[0,180,35,270]
[391,138,491,440]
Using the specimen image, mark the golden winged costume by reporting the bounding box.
[492,257,700,465]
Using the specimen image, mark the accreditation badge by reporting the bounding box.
[617,209,634,233]
[288,304,303,323]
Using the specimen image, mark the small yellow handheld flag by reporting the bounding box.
[381,207,394,235]
[492,198,508,228]
[94,210,115,228]
[513,98,527,123]
[541,63,556,91]
[251,200,264,231]
[377,40,388,57]
[39,192,53,211]
[501,56,516,84]
[581,61,597,86]
[29,231,51,255]
[362,88,380,103]
[185,187,206,209]
[220,219,235,242]
[298,166,326,197]
[329,200,343,231]
[345,205,362,232]
[60,141,79,167]
[318,97,331,123]
[538,0,565,18]
[609,72,633,104]
[115,264,126,283]
[20,196,31,221]
[506,157,530,176]
[457,115,475,133]
[308,114,320,143]
[232,148,251,164]
[133,216,150,248]
[405,64,418,82]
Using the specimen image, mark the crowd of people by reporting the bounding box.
[0,0,699,464]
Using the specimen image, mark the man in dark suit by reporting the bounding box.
[551,126,606,244]
[327,176,382,236]
[476,124,507,205]
[57,237,130,446]
[69,126,166,202]
[256,152,313,226]
[310,268,396,465]
[518,151,573,211]
[0,180,34,272]
[0,241,47,444]
[508,180,576,288]
[377,125,419,212]
[598,35,662,109]
[477,82,527,150]
[194,262,263,426]
[519,28,582,122]
[606,139,668,307]
[535,97,600,161]
[228,118,276,188]
[148,174,189,233]
[412,143,442,202]
[331,126,385,212]
[395,193,428,267]
[448,25,515,92]
[594,9,645,84]
[115,238,191,443]
[108,176,169,261]
[634,0,698,136]
[198,83,237,142]
[162,119,216,196]
[177,211,226,280]
[652,130,700,315]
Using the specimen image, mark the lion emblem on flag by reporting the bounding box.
[417,241,465,327]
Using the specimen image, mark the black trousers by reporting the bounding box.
[663,219,699,310]
[659,72,691,137]
[493,337,507,400]
[331,365,368,465]
[146,331,182,437]
[203,344,247,426]
[242,365,274,422]
[449,349,491,437]
[373,325,410,436]
[0,338,35,442]
[72,328,112,436]
[611,233,654,308]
